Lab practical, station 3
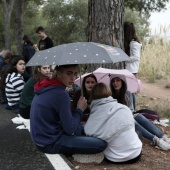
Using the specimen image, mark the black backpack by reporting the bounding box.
[134,109,160,122]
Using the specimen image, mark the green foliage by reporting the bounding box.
[0,5,4,49]
[42,0,88,45]
[0,0,167,50]
[0,0,46,50]
[124,7,150,40]
[23,1,47,44]
[125,0,169,13]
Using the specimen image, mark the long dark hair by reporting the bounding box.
[7,56,25,74]
[23,35,33,46]
[82,74,97,102]
[0,56,25,89]
[110,77,127,105]
[32,66,49,82]
[124,21,140,56]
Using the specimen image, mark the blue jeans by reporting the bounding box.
[36,134,107,155]
[134,114,164,142]
[132,93,136,110]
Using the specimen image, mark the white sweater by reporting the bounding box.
[125,41,142,74]
[84,96,142,162]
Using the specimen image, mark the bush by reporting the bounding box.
[139,35,170,82]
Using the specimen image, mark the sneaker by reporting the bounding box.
[72,152,104,164]
[162,135,170,144]
[4,104,12,110]
[157,138,170,151]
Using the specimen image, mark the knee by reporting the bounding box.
[135,113,145,121]
[98,140,107,151]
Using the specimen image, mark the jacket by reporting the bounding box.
[30,78,83,146]
[19,77,35,108]
[125,41,142,74]
[84,96,134,142]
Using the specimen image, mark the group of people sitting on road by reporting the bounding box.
[0,26,54,116]
[1,22,170,164]
[28,64,170,164]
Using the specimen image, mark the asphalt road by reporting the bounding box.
[0,104,55,170]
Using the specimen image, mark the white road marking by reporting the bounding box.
[17,114,72,170]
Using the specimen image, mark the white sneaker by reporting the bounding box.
[163,136,170,144]
[157,138,170,151]
[165,138,170,144]
[72,152,104,164]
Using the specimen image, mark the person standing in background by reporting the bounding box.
[22,35,35,75]
[22,35,35,63]
[124,22,142,77]
[34,26,54,51]
[124,22,142,109]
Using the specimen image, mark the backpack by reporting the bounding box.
[134,109,160,122]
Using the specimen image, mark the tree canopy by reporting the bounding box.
[125,0,169,13]
[42,0,88,45]
[0,0,169,50]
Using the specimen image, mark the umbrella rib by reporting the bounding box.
[97,73,110,82]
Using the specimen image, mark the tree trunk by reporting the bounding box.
[1,0,15,51]
[87,0,124,72]
[14,0,25,55]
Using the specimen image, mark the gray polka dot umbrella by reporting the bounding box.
[26,42,130,66]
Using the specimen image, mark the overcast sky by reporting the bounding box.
[149,2,170,35]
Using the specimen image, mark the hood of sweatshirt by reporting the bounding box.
[34,77,65,95]
[85,96,134,142]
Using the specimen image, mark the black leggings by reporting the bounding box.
[104,152,141,164]
[19,106,30,119]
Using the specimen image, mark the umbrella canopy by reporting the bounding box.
[74,68,142,93]
[26,42,130,66]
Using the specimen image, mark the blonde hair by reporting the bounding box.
[91,83,112,100]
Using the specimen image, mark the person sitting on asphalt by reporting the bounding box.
[5,57,25,114]
[0,50,11,72]
[84,83,142,164]
[19,65,51,119]
[30,64,107,160]
[0,52,12,104]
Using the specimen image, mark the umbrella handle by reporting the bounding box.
[78,65,83,96]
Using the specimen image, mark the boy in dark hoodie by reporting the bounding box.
[30,64,107,155]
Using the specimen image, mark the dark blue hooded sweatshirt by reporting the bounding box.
[30,78,83,146]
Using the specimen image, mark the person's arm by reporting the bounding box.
[57,92,85,135]
[126,41,141,63]
[125,91,134,112]
[11,77,25,92]
[0,59,5,71]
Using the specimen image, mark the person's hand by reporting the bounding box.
[33,44,39,51]
[33,44,37,48]
[77,96,87,112]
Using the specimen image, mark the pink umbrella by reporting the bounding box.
[75,68,142,93]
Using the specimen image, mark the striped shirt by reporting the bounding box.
[5,72,25,106]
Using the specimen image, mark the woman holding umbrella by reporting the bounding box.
[72,74,97,123]
[110,75,170,151]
